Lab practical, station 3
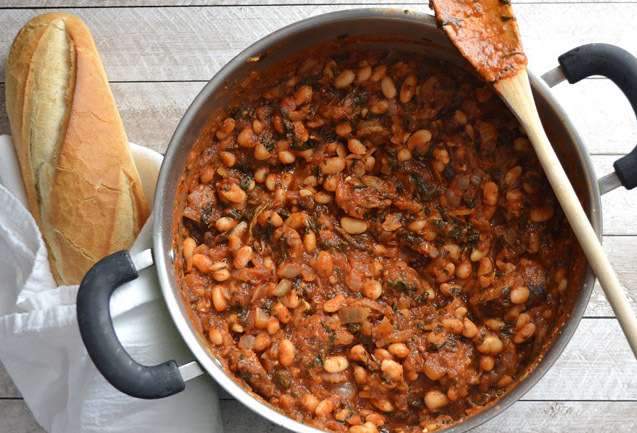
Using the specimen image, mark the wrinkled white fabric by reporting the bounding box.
[0,135,221,433]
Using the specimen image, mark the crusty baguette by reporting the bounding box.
[5,13,149,285]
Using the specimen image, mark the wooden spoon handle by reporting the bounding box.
[497,70,637,358]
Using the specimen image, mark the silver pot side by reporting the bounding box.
[153,9,599,433]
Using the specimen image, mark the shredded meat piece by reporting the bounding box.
[229,348,275,398]
[335,176,394,219]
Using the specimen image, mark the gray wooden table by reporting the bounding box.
[1,1,636,432]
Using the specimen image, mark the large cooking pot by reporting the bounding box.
[76,9,637,433]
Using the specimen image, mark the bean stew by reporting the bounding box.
[173,49,584,433]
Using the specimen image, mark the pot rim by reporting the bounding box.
[153,8,599,433]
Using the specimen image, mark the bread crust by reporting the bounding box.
[5,13,149,284]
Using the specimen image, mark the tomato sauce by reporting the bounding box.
[173,49,582,433]
[430,0,527,82]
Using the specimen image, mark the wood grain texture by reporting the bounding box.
[0,79,635,156]
[2,399,636,433]
[0,2,636,431]
[0,400,43,433]
[1,0,633,7]
[0,83,635,309]
[2,319,635,401]
[6,0,418,6]
[214,318,637,401]
[0,361,19,398]
[0,83,634,234]
[2,399,637,433]
[523,318,637,401]
[2,85,637,235]
[216,318,637,402]
[588,237,637,317]
[103,78,637,157]
[549,78,637,156]
[0,4,636,83]
[220,400,637,433]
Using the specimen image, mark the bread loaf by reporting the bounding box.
[5,13,149,285]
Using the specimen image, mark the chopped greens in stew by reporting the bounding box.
[174,50,582,433]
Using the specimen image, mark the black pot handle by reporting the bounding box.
[76,250,185,399]
[558,43,637,190]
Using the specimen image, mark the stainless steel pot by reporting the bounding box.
[76,9,637,433]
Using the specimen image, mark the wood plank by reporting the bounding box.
[0,2,634,431]
[588,237,637,317]
[0,400,44,433]
[7,0,417,6]
[186,318,637,401]
[0,79,634,156]
[108,81,205,154]
[1,84,636,300]
[1,398,635,433]
[0,81,205,155]
[91,78,637,157]
[6,319,632,400]
[226,318,637,401]
[0,4,636,83]
[523,318,637,400]
[218,318,637,400]
[221,400,637,433]
[0,361,20,398]
[550,78,637,156]
[1,0,634,7]
[1,85,636,311]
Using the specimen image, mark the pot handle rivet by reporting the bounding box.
[540,65,566,88]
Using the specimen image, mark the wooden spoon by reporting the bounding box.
[430,0,637,357]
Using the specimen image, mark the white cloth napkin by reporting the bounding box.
[0,135,222,433]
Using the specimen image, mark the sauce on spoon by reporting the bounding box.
[430,0,527,81]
